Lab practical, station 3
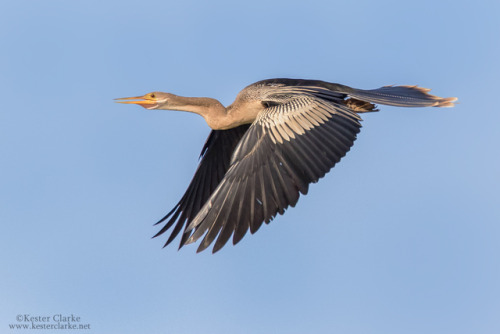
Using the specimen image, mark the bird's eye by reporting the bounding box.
[150,93,156,98]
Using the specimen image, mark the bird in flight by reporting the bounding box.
[116,78,456,253]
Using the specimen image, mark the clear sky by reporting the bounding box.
[1,1,499,333]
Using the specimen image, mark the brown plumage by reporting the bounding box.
[115,78,456,253]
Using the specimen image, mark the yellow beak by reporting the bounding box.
[114,95,158,108]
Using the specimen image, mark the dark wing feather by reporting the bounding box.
[185,95,362,252]
[153,124,250,248]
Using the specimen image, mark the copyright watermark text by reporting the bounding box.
[9,314,90,330]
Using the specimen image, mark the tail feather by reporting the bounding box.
[341,85,457,108]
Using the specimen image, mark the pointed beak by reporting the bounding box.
[114,95,158,109]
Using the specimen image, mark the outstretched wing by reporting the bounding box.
[153,124,250,248]
[185,94,363,253]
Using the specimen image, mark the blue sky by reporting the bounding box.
[1,0,499,333]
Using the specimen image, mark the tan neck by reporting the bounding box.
[163,95,232,129]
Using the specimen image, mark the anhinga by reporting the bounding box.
[116,78,456,253]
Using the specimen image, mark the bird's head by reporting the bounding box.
[114,92,173,110]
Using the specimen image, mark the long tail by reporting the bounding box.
[338,84,457,108]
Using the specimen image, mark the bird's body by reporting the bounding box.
[116,78,456,253]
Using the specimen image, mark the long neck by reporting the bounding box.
[165,95,229,129]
